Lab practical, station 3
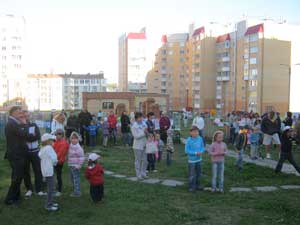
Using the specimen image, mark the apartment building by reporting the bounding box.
[146,33,189,111]
[118,28,147,92]
[0,14,26,106]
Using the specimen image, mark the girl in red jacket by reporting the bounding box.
[53,129,69,196]
[85,153,104,203]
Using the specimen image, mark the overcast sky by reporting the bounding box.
[1,0,300,110]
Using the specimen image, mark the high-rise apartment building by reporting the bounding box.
[118,28,147,92]
[0,14,26,106]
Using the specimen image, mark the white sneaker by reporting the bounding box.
[266,153,271,159]
[37,191,47,196]
[45,206,59,212]
[25,190,33,197]
[54,192,61,197]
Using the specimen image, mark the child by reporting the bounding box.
[156,133,164,162]
[68,132,85,197]
[85,153,104,203]
[38,133,58,211]
[209,131,227,193]
[146,133,158,172]
[53,129,69,196]
[250,127,260,160]
[166,130,175,166]
[102,117,109,147]
[84,121,100,147]
[275,126,300,173]
[235,127,248,171]
[185,126,205,192]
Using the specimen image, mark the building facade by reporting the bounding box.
[118,28,147,92]
[0,15,26,107]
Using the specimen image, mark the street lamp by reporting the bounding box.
[280,63,300,111]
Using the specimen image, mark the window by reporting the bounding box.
[180,49,185,54]
[102,102,114,109]
[161,81,166,86]
[168,43,173,47]
[251,69,258,76]
[161,50,167,55]
[250,58,257,64]
[168,50,173,55]
[85,79,90,84]
[2,46,6,51]
[225,41,230,48]
[249,34,258,42]
[80,79,84,84]
[250,46,258,53]
[180,42,185,47]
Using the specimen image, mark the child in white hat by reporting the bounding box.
[85,153,104,203]
[38,133,58,211]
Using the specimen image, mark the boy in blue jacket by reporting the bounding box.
[84,121,101,147]
[185,126,205,192]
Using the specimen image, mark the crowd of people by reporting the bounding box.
[3,105,300,210]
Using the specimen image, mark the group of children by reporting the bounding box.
[39,129,104,211]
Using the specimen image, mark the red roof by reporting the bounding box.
[192,27,205,37]
[245,24,264,36]
[161,35,167,43]
[127,32,146,39]
[216,33,231,43]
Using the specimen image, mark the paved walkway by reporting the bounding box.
[181,138,300,176]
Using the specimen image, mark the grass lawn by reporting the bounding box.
[1,137,300,225]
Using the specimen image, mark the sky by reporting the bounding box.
[1,0,300,110]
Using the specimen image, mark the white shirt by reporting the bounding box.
[192,116,205,130]
[38,145,57,177]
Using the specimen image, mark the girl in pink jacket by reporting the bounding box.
[68,132,85,197]
[209,131,227,193]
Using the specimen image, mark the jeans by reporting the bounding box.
[166,152,172,166]
[89,135,97,147]
[45,176,55,208]
[70,167,81,195]
[102,135,108,147]
[5,158,26,203]
[275,152,300,173]
[147,153,156,171]
[24,151,43,193]
[212,161,224,190]
[236,149,244,169]
[198,129,205,146]
[90,184,104,202]
[188,161,202,190]
[133,148,148,178]
[54,164,64,192]
[250,144,258,159]
[122,132,132,146]
[160,130,168,144]
[109,128,117,144]
[157,151,163,162]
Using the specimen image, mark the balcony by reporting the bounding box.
[249,74,258,80]
[216,76,230,81]
[216,104,222,109]
[193,77,200,82]
[216,94,222,100]
[194,94,200,99]
[216,85,222,90]
[222,56,230,62]
[221,67,230,72]
[193,86,200,91]
[248,86,257,91]
[244,75,249,80]
[216,76,222,81]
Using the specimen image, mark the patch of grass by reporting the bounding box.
[1,140,300,225]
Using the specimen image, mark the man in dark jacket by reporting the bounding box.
[22,110,44,197]
[120,111,131,147]
[66,111,79,138]
[261,111,281,159]
[78,109,92,145]
[4,106,35,205]
[283,111,293,127]
[159,111,171,144]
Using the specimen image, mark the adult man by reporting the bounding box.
[78,109,92,145]
[66,111,79,138]
[192,112,205,144]
[261,111,281,159]
[120,111,131,147]
[108,111,118,145]
[4,106,34,205]
[22,110,45,197]
[159,111,171,144]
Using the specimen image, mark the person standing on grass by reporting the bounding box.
[192,112,205,146]
[68,132,85,197]
[22,110,45,198]
[166,130,175,166]
[78,109,92,146]
[146,133,158,173]
[131,112,148,179]
[4,106,35,205]
[85,153,104,203]
[146,112,155,134]
[208,131,227,193]
[51,113,65,134]
[120,111,132,147]
[283,112,293,127]
[66,111,79,139]
[261,111,281,159]
[275,126,300,174]
[185,126,205,192]
[83,120,101,147]
[159,111,171,144]
[53,129,69,196]
[234,127,248,171]
[102,117,109,147]
[38,133,58,211]
[108,111,118,145]
[156,133,164,162]
[250,127,260,160]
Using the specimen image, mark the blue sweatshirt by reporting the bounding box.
[250,132,260,144]
[185,136,205,163]
[84,125,100,136]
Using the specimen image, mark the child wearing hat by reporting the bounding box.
[275,126,300,173]
[38,133,58,211]
[85,153,104,203]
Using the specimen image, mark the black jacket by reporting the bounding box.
[261,117,281,135]
[283,117,293,127]
[78,111,92,127]
[5,117,35,160]
[25,121,41,151]
[67,115,79,130]
[120,114,131,133]
[280,131,293,153]
[235,133,248,150]
[146,119,155,134]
